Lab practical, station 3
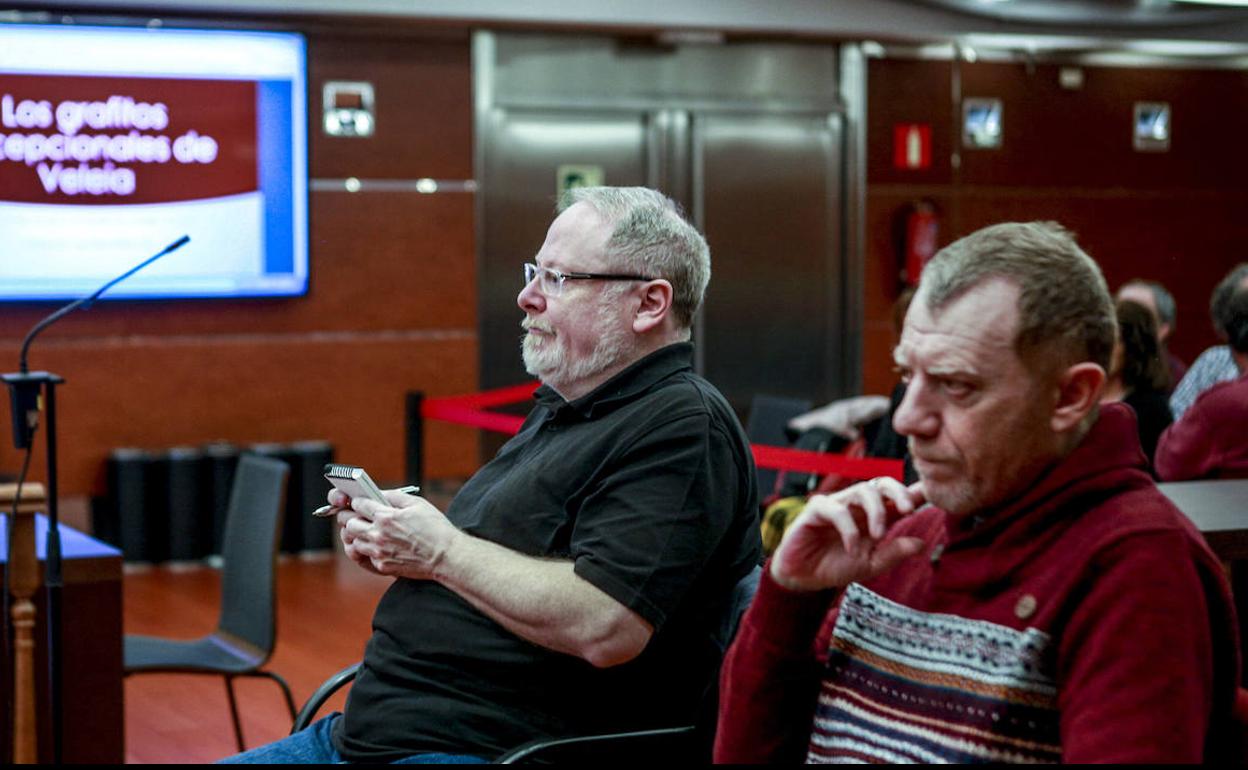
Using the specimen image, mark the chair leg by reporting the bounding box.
[252,670,298,723]
[224,675,246,753]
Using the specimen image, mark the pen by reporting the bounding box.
[312,484,422,517]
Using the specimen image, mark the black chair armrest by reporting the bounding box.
[294,664,702,763]
[494,725,696,764]
[291,662,361,734]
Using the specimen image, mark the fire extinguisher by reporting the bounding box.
[900,200,939,287]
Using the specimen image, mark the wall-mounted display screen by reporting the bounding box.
[0,23,307,301]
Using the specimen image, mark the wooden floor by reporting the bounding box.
[123,550,392,764]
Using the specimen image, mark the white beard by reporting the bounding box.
[521,301,632,393]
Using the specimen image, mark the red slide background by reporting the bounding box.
[0,73,256,205]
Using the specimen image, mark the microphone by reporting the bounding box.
[4,235,191,449]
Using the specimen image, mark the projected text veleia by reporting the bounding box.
[0,93,220,196]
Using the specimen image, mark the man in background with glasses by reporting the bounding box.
[226,187,760,763]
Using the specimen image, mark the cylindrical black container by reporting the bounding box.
[165,446,210,562]
[104,447,166,563]
[202,441,240,557]
[289,440,335,552]
[89,494,115,546]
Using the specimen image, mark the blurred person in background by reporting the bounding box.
[1170,263,1248,419]
[1117,279,1185,388]
[1101,299,1172,473]
[1157,284,1248,481]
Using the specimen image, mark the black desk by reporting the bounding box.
[0,514,123,763]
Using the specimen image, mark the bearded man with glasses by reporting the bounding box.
[225,187,760,764]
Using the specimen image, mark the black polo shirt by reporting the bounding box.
[333,342,760,761]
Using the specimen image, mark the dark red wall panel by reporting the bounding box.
[863,57,1248,396]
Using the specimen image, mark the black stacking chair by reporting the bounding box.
[124,453,295,752]
[746,394,814,498]
[291,564,763,763]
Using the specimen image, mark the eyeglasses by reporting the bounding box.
[522,262,655,297]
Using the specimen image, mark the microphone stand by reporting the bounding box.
[2,234,189,763]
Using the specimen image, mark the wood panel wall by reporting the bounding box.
[0,30,479,500]
[863,56,1248,395]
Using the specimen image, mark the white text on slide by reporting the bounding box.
[1,93,222,197]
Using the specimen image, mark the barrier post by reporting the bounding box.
[405,391,425,489]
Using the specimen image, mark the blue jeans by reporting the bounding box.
[218,714,485,764]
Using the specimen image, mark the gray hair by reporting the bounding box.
[558,186,710,330]
[1121,279,1177,327]
[918,221,1116,372]
[1211,263,1248,339]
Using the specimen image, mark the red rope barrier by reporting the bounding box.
[433,382,540,410]
[422,381,903,482]
[752,444,903,481]
[422,402,526,435]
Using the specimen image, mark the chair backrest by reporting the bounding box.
[746,395,813,497]
[711,564,763,658]
[216,453,289,658]
[690,564,763,758]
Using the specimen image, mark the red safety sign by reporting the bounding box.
[893,123,931,170]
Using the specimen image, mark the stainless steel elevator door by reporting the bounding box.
[479,108,651,390]
[476,31,854,434]
[696,112,845,413]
